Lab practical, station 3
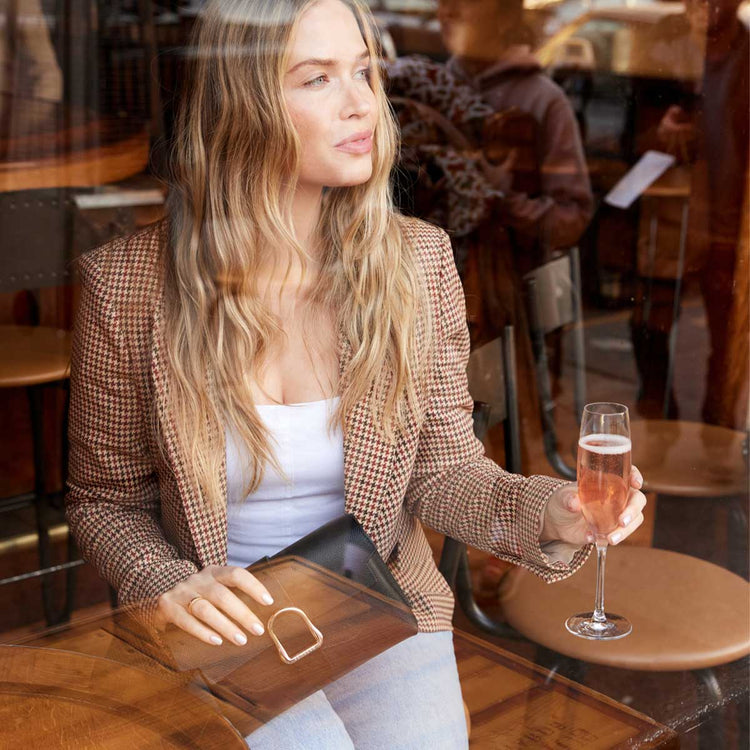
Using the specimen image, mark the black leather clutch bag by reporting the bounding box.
[264,513,411,607]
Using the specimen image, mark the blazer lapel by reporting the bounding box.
[151,307,397,566]
[151,295,228,567]
[339,328,398,559]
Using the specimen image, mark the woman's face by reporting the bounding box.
[283,0,377,193]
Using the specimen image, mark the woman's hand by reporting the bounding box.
[153,565,275,646]
[540,466,646,547]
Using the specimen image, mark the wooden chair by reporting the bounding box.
[0,325,78,626]
[524,246,586,480]
[0,191,87,625]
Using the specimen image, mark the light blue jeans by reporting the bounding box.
[245,631,469,749]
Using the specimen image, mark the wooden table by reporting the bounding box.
[0,95,150,192]
[5,608,678,748]
[455,630,678,749]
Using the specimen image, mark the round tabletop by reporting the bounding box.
[0,325,72,388]
[631,419,748,497]
[0,95,150,192]
[0,646,245,749]
[500,546,750,672]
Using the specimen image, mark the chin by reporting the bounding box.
[330,166,374,188]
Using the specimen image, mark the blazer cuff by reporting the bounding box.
[517,474,592,579]
[540,539,584,566]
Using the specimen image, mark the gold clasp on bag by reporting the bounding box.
[267,607,324,664]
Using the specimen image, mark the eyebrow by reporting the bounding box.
[287,49,370,75]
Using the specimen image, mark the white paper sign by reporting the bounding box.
[604,151,676,209]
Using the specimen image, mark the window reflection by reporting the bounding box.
[0,2,747,748]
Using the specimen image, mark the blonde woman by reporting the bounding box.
[66,0,646,747]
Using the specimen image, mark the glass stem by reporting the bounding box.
[593,541,608,623]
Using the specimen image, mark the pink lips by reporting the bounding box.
[335,130,373,154]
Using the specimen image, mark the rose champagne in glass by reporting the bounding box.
[566,402,632,640]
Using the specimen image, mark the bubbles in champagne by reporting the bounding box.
[578,434,632,454]
[577,434,632,540]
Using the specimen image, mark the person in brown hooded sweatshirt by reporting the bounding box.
[437,0,593,266]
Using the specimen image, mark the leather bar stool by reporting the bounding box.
[0,324,79,625]
[499,546,750,748]
[630,420,747,498]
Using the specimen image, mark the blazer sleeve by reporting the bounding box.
[65,248,199,615]
[403,228,591,580]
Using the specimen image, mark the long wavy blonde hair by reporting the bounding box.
[163,0,432,511]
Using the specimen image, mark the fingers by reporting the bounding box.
[169,602,226,646]
[203,582,266,640]
[630,465,643,489]
[609,489,647,545]
[157,594,227,646]
[214,566,274,608]
[188,593,263,645]
[553,483,580,513]
[609,512,644,545]
[156,566,275,647]
[564,492,581,513]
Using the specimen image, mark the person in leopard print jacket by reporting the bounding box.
[387,0,593,277]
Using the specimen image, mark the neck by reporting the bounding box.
[292,184,323,252]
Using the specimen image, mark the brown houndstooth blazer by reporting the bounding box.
[66,216,589,633]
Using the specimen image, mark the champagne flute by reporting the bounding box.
[566,402,632,640]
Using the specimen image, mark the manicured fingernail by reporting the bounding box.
[610,531,622,544]
[621,514,631,526]
[586,533,595,544]
[234,632,247,645]
[252,623,264,636]
[210,635,222,646]
[262,593,274,606]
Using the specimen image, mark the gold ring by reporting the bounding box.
[187,595,204,617]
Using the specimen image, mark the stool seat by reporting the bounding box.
[499,546,750,671]
[0,325,71,388]
[631,419,748,497]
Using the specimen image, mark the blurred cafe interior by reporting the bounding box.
[0,0,748,748]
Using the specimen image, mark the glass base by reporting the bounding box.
[565,612,632,640]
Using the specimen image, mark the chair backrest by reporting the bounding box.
[0,189,77,293]
[524,254,575,335]
[465,327,522,474]
[524,247,586,479]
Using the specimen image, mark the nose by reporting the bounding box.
[341,79,372,120]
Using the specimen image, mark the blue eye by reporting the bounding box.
[304,74,327,87]
[356,67,371,80]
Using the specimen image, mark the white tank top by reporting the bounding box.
[225,396,345,567]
